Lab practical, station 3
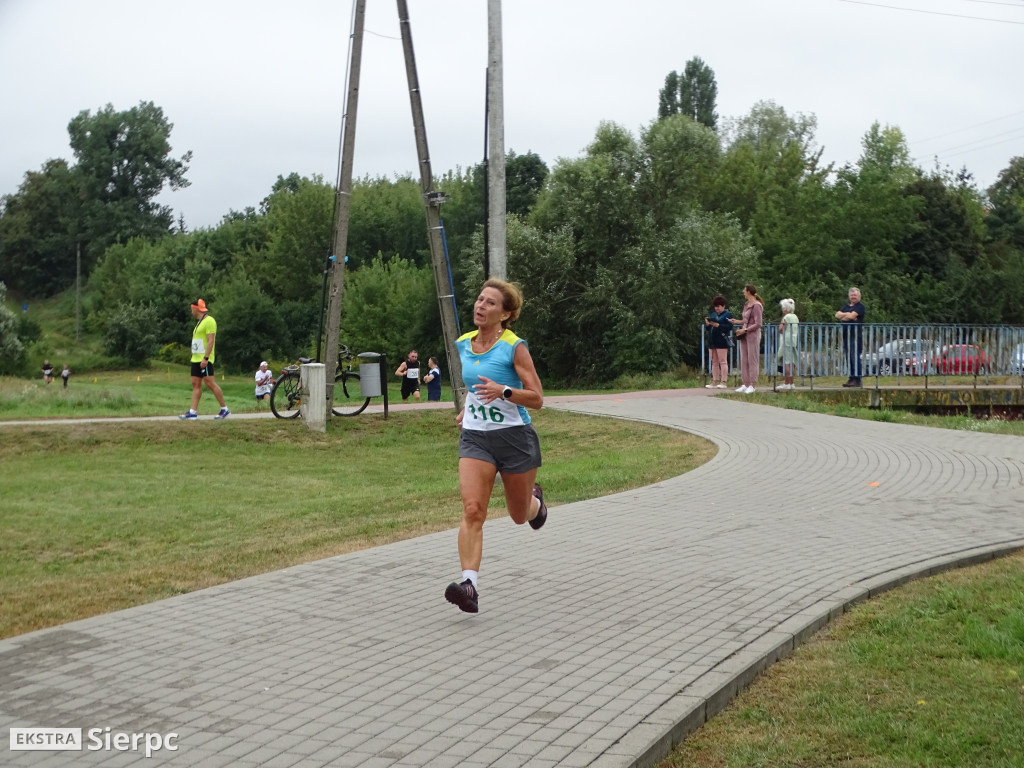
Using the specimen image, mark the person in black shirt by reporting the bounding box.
[835,287,866,387]
[396,350,421,402]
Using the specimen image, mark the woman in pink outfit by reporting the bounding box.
[730,285,763,393]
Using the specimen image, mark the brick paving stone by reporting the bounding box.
[2,391,1023,767]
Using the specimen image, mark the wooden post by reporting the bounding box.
[323,0,367,416]
[396,0,466,411]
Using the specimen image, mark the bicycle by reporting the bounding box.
[269,345,371,419]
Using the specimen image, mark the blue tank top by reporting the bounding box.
[456,329,531,430]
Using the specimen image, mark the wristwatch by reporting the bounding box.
[502,386,513,400]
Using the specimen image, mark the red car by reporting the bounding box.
[935,344,990,375]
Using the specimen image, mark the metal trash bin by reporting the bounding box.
[357,352,382,397]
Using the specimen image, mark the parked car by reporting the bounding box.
[862,339,937,376]
[1010,343,1024,377]
[935,344,990,375]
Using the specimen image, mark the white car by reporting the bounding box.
[862,339,937,376]
[1010,343,1024,377]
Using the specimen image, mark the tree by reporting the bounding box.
[347,176,428,270]
[986,156,1024,248]
[339,255,438,364]
[531,122,643,262]
[0,282,26,374]
[213,271,285,370]
[68,101,191,266]
[709,100,831,309]
[657,58,718,130]
[434,150,549,270]
[711,101,822,228]
[522,121,754,380]
[639,114,721,226]
[657,71,680,120]
[104,302,159,364]
[505,150,549,217]
[856,122,917,187]
[0,159,80,296]
[606,210,757,372]
[255,175,334,303]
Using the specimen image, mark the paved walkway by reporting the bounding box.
[3,391,1024,767]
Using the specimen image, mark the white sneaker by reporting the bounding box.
[716,384,727,389]
[745,386,755,394]
[705,384,715,389]
[735,386,747,393]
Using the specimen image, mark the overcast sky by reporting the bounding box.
[1,0,1022,230]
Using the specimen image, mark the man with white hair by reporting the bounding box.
[835,287,866,388]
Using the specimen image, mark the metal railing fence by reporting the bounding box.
[701,323,1024,385]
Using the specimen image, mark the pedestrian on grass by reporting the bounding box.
[395,350,421,402]
[254,361,274,404]
[61,363,70,388]
[179,298,230,420]
[445,278,548,614]
[41,359,53,384]
[424,356,442,402]
[730,285,764,394]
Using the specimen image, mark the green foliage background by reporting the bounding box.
[3,75,1024,383]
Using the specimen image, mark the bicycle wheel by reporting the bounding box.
[331,370,371,417]
[270,373,302,419]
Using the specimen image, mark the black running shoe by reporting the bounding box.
[529,482,547,530]
[445,579,479,613]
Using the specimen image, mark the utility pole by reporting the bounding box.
[486,0,506,280]
[396,0,466,411]
[323,0,367,412]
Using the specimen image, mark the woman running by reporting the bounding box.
[445,278,548,614]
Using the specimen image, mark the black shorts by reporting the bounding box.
[459,424,542,474]
[401,378,420,398]
[191,362,215,378]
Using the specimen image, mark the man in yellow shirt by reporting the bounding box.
[179,298,230,420]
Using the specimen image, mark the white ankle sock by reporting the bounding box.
[462,570,478,587]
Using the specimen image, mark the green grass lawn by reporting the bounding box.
[0,366,460,420]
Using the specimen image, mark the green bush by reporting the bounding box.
[15,314,41,343]
[157,342,190,366]
[104,302,159,365]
